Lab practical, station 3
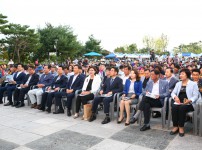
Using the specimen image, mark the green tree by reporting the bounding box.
[126,44,138,53]
[0,13,8,31]
[38,23,82,63]
[0,23,40,63]
[154,33,168,53]
[174,41,202,54]
[114,44,138,54]
[138,48,149,54]
[142,34,169,55]
[143,35,155,50]
[0,13,9,61]
[100,49,110,56]
[84,35,103,53]
[114,46,125,53]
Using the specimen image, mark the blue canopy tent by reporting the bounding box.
[105,53,116,58]
[84,52,102,56]
[182,52,191,57]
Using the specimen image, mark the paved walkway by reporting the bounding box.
[0,102,202,150]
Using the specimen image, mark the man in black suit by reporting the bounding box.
[13,65,39,108]
[89,67,123,124]
[1,64,26,106]
[39,66,68,112]
[54,65,85,116]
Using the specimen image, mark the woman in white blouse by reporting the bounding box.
[74,66,101,119]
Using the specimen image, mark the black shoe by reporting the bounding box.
[130,117,138,124]
[117,118,124,124]
[67,109,71,117]
[12,102,20,107]
[140,125,151,131]
[179,132,184,137]
[53,109,64,114]
[125,122,130,126]
[101,116,111,124]
[170,129,179,135]
[152,112,161,118]
[45,108,51,113]
[89,114,96,122]
[39,107,45,111]
[4,102,13,106]
[37,106,42,110]
[16,103,25,108]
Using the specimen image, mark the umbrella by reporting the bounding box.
[105,53,116,58]
[84,52,102,56]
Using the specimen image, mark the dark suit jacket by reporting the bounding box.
[102,76,123,94]
[164,77,179,94]
[102,76,109,86]
[13,72,26,85]
[66,74,85,92]
[23,73,39,88]
[51,75,68,89]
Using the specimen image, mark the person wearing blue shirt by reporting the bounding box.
[28,65,54,109]
[118,69,142,126]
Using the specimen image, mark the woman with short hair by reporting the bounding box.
[170,68,199,137]
[74,66,101,119]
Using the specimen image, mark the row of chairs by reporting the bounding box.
[2,84,202,136]
[115,92,202,136]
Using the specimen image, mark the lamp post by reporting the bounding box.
[54,39,58,64]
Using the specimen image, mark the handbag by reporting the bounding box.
[83,104,92,121]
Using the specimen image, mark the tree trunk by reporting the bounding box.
[17,48,20,63]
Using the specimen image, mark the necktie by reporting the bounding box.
[110,78,114,86]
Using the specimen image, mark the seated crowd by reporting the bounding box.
[0,60,202,137]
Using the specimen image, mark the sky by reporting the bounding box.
[1,0,202,52]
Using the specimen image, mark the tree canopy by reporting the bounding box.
[114,44,138,54]
[174,41,202,54]
[0,23,40,63]
[37,23,83,63]
[0,13,201,64]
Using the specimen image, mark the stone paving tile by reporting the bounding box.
[13,146,34,150]
[33,117,60,124]
[1,104,202,150]
[4,132,43,145]
[88,139,131,150]
[165,134,202,150]
[47,120,79,129]
[13,122,43,132]
[110,125,176,150]
[0,127,24,139]
[30,125,62,136]
[0,116,16,125]
[126,145,155,150]
[80,119,127,132]
[0,139,19,150]
[0,118,29,128]
[26,130,103,150]
[67,123,118,138]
